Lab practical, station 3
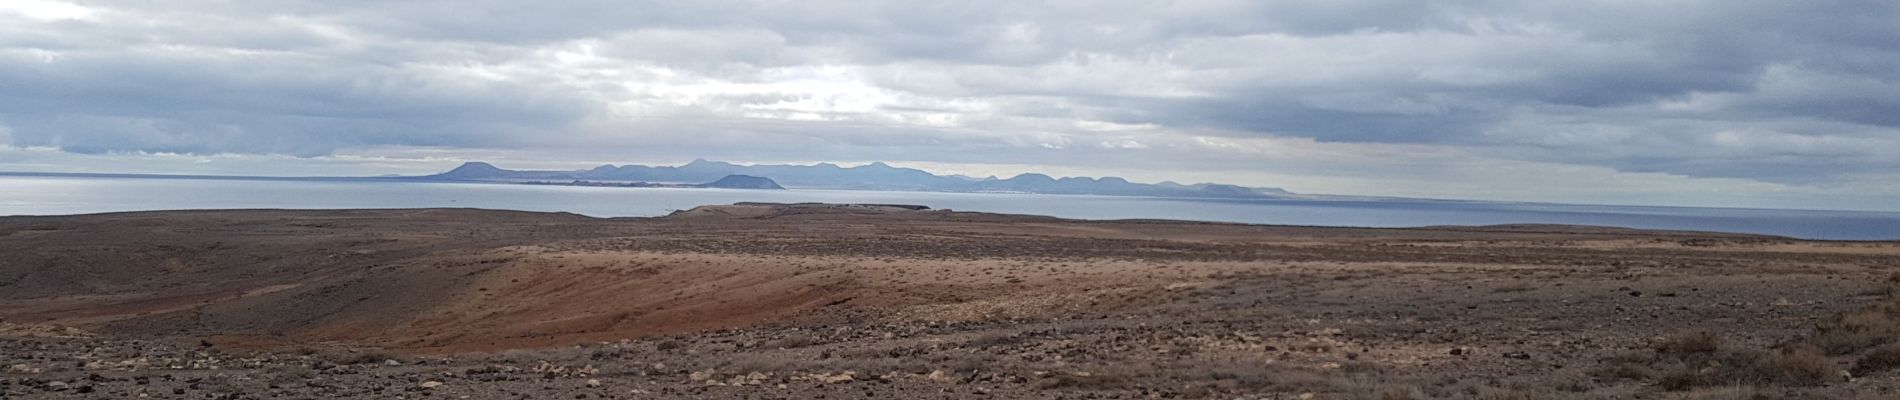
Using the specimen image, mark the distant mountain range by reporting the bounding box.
[416,160,1294,199]
[517,174,786,190]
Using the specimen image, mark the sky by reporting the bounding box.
[2,1,1898,211]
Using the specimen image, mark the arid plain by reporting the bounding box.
[3,203,1899,399]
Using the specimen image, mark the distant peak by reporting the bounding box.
[704,174,785,190]
[866,161,892,168]
[1007,173,1055,182]
[432,161,508,178]
[682,159,731,168]
[449,161,501,172]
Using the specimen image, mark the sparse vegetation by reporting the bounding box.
[1593,287,1900,393]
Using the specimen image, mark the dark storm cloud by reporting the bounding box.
[0,0,1897,190]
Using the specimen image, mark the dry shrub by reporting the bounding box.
[1038,371,1132,390]
[1809,308,1900,355]
[1365,386,1425,400]
[924,352,996,374]
[1672,387,1771,400]
[1851,343,1900,375]
[1472,387,1542,400]
[589,347,634,360]
[1654,332,1722,355]
[1805,285,1900,356]
[1749,346,1840,385]
[1601,333,1842,391]
[1184,359,1332,392]
[1491,285,1535,293]
[332,349,402,365]
[1653,346,1840,390]
[719,356,805,374]
[264,364,317,385]
[1588,360,1653,382]
[964,332,1023,349]
[762,334,819,349]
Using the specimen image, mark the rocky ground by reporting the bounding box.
[3,203,1900,399]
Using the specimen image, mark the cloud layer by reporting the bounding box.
[2,1,1898,209]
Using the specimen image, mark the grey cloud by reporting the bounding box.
[0,44,588,155]
[1,0,1898,200]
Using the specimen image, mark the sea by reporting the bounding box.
[2,174,1897,241]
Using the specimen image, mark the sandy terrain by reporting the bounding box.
[3,203,1899,399]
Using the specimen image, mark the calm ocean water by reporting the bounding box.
[2,175,1896,240]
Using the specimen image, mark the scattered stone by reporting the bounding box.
[731,372,769,386]
[817,372,856,384]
